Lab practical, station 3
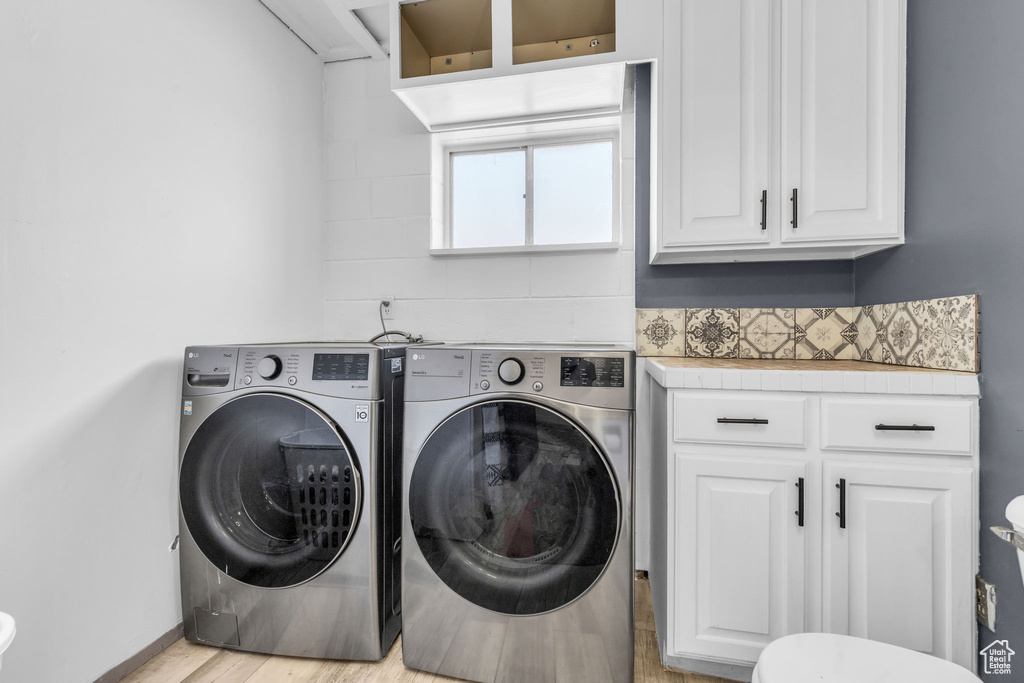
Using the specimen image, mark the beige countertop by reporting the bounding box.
[649,357,975,374]
[644,357,980,396]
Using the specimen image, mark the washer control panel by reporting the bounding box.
[236,347,380,400]
[182,345,397,400]
[240,349,303,388]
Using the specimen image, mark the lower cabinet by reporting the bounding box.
[673,455,808,663]
[822,462,974,666]
[658,389,978,676]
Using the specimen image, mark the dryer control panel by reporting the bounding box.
[405,345,634,410]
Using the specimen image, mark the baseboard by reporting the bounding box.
[93,623,184,683]
[663,652,754,683]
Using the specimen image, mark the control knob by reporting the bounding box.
[498,358,525,385]
[257,355,282,380]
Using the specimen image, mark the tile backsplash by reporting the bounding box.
[636,295,979,373]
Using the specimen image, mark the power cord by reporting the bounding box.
[371,300,424,345]
[378,300,392,343]
[369,330,424,344]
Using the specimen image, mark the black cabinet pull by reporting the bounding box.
[835,478,846,529]
[795,478,804,527]
[717,417,769,425]
[875,423,936,431]
[760,189,767,230]
[790,188,798,229]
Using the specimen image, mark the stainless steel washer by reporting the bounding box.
[177,343,407,660]
[402,344,635,682]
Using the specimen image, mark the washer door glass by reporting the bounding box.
[180,393,360,588]
[409,400,619,615]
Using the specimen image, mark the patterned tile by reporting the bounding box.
[685,308,739,358]
[795,307,858,360]
[916,296,978,371]
[635,294,978,371]
[739,308,796,359]
[636,309,685,357]
[879,301,925,366]
[853,305,888,362]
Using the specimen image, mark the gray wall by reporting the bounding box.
[856,2,1024,676]
[633,64,857,309]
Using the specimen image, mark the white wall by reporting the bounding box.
[323,59,636,343]
[0,1,324,680]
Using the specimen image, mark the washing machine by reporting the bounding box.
[402,344,635,683]
[177,343,406,660]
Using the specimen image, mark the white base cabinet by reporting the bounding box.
[674,455,808,663]
[822,462,975,666]
[651,387,978,679]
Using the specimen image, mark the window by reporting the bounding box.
[431,120,620,254]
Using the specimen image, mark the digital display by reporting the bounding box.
[312,353,370,381]
[560,357,625,388]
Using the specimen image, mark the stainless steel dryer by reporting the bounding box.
[177,343,406,660]
[402,344,635,683]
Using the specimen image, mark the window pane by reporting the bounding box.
[533,141,614,245]
[452,150,526,248]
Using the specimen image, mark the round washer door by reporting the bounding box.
[180,393,361,588]
[409,400,620,615]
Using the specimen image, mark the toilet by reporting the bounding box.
[751,493,1024,682]
[0,612,14,671]
[994,495,1024,580]
[751,632,981,682]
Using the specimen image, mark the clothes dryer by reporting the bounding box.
[402,344,635,682]
[177,343,406,660]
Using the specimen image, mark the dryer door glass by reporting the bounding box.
[180,393,361,588]
[409,400,619,615]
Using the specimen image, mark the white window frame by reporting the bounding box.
[430,117,622,256]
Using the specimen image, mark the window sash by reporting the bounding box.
[444,129,619,253]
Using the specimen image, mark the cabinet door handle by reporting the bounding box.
[835,478,846,529]
[790,188,798,229]
[760,189,767,230]
[874,423,936,431]
[716,417,769,425]
[795,478,804,527]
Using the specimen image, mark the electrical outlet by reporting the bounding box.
[381,297,395,321]
[977,574,997,631]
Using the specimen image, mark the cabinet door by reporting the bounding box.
[822,462,974,668]
[673,454,808,663]
[661,0,771,248]
[780,0,903,243]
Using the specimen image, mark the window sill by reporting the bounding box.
[429,242,621,258]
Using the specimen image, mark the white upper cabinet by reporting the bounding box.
[780,0,904,244]
[390,0,661,131]
[662,0,771,248]
[654,0,906,264]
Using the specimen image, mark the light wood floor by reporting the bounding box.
[122,578,728,683]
